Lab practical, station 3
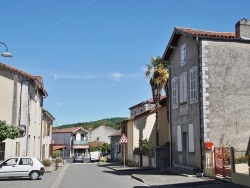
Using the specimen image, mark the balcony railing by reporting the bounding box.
[72,140,88,145]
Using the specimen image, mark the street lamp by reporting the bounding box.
[0,41,13,57]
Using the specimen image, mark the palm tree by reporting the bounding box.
[145,56,169,146]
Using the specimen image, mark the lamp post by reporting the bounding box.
[0,41,13,57]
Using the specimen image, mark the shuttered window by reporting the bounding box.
[189,66,198,104]
[180,72,187,103]
[188,124,194,152]
[177,125,182,152]
[181,43,186,67]
[172,77,178,109]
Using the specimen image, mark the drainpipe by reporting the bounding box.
[196,37,204,172]
[168,67,173,166]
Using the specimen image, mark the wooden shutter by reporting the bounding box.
[177,125,182,151]
[188,124,194,152]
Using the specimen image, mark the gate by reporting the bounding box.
[214,147,231,178]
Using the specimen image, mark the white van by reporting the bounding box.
[90,151,100,162]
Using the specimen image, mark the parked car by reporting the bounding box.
[73,153,84,163]
[0,156,45,180]
[90,151,100,162]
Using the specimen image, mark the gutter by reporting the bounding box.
[195,37,204,172]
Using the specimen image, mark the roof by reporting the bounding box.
[52,126,87,133]
[129,95,166,110]
[52,145,67,151]
[42,108,55,121]
[109,130,121,137]
[0,62,48,96]
[89,141,104,147]
[163,27,244,61]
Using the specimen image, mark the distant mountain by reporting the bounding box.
[54,117,127,130]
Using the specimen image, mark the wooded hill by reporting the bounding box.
[54,117,127,130]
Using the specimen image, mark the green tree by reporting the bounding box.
[145,56,169,146]
[101,142,111,152]
[0,120,19,143]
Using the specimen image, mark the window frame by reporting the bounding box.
[181,43,186,67]
[172,76,178,109]
[189,66,198,104]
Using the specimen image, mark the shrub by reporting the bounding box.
[55,157,63,163]
[42,159,52,167]
[52,150,60,158]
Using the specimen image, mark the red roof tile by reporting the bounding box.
[175,27,238,39]
[0,62,48,96]
[52,127,87,133]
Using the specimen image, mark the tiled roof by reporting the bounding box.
[42,108,55,120]
[89,141,104,147]
[163,26,243,61]
[0,62,48,96]
[129,95,166,110]
[109,130,121,137]
[52,126,87,133]
[175,27,238,39]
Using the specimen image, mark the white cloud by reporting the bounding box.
[57,103,62,106]
[52,74,95,80]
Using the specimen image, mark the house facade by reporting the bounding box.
[41,108,55,160]
[88,125,117,144]
[52,127,89,158]
[162,18,250,172]
[0,62,52,160]
[109,130,121,160]
[119,96,169,167]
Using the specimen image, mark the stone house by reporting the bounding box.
[52,127,89,158]
[0,62,53,160]
[108,130,121,160]
[118,96,169,167]
[162,18,250,173]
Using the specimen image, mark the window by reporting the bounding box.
[47,123,50,136]
[189,66,198,104]
[81,134,84,141]
[19,158,33,165]
[181,43,186,66]
[73,134,76,141]
[172,77,178,109]
[180,72,187,103]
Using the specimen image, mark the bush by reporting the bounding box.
[52,150,60,158]
[42,159,52,167]
[55,157,63,163]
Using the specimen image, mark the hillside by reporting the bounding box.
[54,117,127,130]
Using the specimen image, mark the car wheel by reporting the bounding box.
[30,171,40,180]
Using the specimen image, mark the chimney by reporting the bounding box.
[235,18,250,38]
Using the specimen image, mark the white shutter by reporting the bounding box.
[183,72,187,102]
[180,72,187,103]
[180,74,183,103]
[177,125,182,152]
[194,66,198,100]
[188,124,194,152]
[181,43,186,67]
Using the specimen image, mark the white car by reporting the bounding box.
[0,156,45,180]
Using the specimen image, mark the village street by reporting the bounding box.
[0,161,247,188]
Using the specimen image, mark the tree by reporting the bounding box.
[145,56,169,146]
[101,142,111,152]
[0,120,20,143]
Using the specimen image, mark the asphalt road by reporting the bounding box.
[58,163,149,188]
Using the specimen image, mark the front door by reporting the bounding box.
[182,132,188,165]
[0,157,18,177]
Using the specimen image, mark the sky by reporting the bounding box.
[0,0,250,126]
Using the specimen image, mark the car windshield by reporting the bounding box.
[75,154,82,157]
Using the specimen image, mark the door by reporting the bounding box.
[15,158,34,177]
[0,157,18,177]
[182,132,188,165]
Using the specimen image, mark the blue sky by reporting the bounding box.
[1,0,250,126]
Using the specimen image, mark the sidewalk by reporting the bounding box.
[102,162,248,188]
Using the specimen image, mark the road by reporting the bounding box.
[58,163,149,188]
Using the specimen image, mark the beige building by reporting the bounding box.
[0,62,53,160]
[41,109,55,160]
[118,96,169,167]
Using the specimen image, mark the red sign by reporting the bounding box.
[118,133,128,144]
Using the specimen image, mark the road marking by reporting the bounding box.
[50,163,69,188]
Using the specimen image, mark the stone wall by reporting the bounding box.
[156,146,170,169]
